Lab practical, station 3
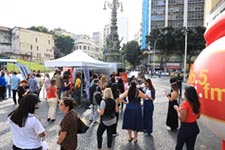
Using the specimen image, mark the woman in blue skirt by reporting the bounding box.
[120,81,150,143]
[143,79,155,136]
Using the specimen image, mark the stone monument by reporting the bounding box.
[104,0,122,63]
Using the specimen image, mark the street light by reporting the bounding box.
[183,0,188,82]
[104,0,123,12]
[153,38,160,72]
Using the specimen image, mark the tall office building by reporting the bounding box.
[204,0,225,26]
[103,24,111,52]
[141,0,205,70]
[141,0,150,50]
[93,32,103,50]
[141,0,205,45]
[117,17,128,46]
[151,0,204,30]
[151,0,205,29]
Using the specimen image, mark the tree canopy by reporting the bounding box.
[147,27,177,69]
[147,26,206,71]
[54,35,74,58]
[121,40,140,69]
[28,26,49,33]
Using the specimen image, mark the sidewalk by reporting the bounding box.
[0,77,221,150]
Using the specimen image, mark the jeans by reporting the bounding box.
[47,98,58,119]
[12,90,17,104]
[74,88,81,105]
[0,86,6,100]
[57,88,62,99]
[112,112,119,134]
[6,85,11,98]
[176,122,200,150]
[89,105,99,122]
[97,122,114,149]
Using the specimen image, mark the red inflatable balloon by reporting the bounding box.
[204,12,225,46]
[189,11,225,150]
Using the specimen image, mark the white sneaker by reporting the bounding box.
[166,126,171,131]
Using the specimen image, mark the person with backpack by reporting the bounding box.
[97,88,119,150]
[89,79,102,125]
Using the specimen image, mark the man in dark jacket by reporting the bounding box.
[89,79,101,125]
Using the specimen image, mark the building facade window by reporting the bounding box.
[37,46,39,51]
[30,45,32,50]
[35,38,38,43]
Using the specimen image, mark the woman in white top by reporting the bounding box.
[8,93,45,150]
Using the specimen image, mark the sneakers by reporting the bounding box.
[112,133,119,137]
[166,126,177,131]
[144,132,152,136]
[92,121,99,126]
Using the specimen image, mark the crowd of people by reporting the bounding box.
[1,69,201,150]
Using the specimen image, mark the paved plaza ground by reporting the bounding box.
[0,77,221,150]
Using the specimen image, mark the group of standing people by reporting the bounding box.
[165,75,201,150]
[87,72,156,150]
[0,70,43,105]
[93,72,201,150]
[5,68,201,150]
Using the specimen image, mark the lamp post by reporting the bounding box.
[103,0,123,62]
[183,0,188,82]
[153,38,160,72]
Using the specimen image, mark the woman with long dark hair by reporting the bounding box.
[111,82,120,136]
[166,82,179,131]
[17,80,29,104]
[46,79,58,122]
[174,86,200,150]
[143,79,155,136]
[120,81,149,143]
[57,98,78,150]
[117,78,125,108]
[8,93,45,150]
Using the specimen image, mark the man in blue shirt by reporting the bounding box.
[10,72,20,104]
[0,71,7,101]
[28,73,39,95]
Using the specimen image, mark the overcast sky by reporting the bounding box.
[0,0,142,40]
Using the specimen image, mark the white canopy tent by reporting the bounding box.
[44,49,110,69]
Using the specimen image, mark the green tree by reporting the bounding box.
[54,35,74,58]
[175,26,206,72]
[28,26,49,33]
[147,27,177,69]
[121,41,140,69]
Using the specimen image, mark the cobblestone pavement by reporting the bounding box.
[0,77,221,150]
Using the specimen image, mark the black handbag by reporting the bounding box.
[77,117,89,134]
